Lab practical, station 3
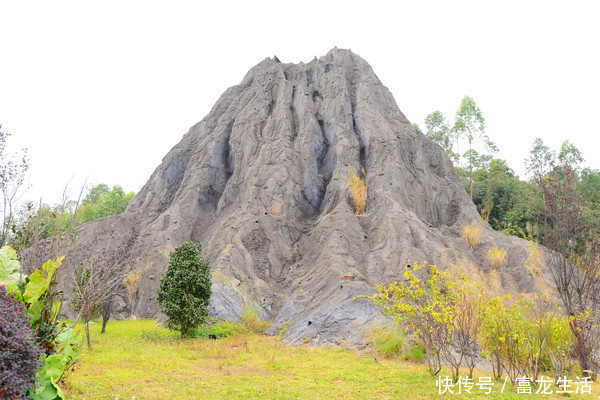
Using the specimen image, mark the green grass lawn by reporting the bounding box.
[63,319,597,399]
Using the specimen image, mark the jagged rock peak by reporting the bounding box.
[28,48,539,344]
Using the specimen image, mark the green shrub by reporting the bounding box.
[407,343,425,362]
[157,241,212,338]
[275,321,291,340]
[362,263,461,376]
[240,306,272,334]
[192,320,245,339]
[369,326,406,358]
[368,326,425,362]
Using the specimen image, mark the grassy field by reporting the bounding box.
[63,319,597,399]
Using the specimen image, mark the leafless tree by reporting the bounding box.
[71,223,138,347]
[0,123,29,247]
[536,164,600,377]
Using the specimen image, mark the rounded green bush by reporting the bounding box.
[157,241,212,338]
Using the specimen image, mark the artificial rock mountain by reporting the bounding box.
[28,48,540,342]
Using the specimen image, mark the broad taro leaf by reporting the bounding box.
[26,299,44,325]
[23,257,64,304]
[37,353,67,384]
[0,245,21,286]
[31,380,65,400]
[51,299,61,320]
[55,328,78,344]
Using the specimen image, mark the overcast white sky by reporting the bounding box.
[1,1,599,204]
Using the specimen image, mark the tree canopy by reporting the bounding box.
[420,102,599,242]
[10,184,135,251]
[77,184,135,225]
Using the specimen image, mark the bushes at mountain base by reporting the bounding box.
[363,262,582,383]
[478,295,574,384]
[0,285,44,400]
[191,320,246,339]
[361,263,471,377]
[157,241,212,338]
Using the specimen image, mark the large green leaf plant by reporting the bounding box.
[0,245,79,399]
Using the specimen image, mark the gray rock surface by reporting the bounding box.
[24,48,543,343]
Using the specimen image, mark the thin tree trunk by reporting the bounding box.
[469,139,473,199]
[101,315,108,334]
[101,301,111,334]
[85,321,91,348]
[70,308,83,330]
[470,164,473,199]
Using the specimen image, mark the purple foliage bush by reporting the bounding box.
[0,285,43,400]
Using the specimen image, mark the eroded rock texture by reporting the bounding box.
[26,48,541,343]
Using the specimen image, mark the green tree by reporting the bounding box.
[424,111,458,163]
[579,168,600,212]
[82,183,110,205]
[11,184,135,252]
[453,96,497,199]
[77,184,135,225]
[558,140,584,171]
[472,159,520,228]
[525,137,555,176]
[157,241,212,338]
[470,158,544,237]
[503,181,544,238]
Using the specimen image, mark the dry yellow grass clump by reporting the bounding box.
[221,243,232,258]
[271,200,282,216]
[461,222,482,248]
[346,165,366,215]
[486,245,507,270]
[123,271,142,299]
[524,241,545,277]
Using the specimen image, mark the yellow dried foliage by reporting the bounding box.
[487,269,504,295]
[486,246,507,270]
[211,271,229,283]
[451,253,486,287]
[461,223,482,248]
[271,200,282,217]
[221,243,231,258]
[346,165,366,215]
[524,241,544,277]
[123,271,142,300]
